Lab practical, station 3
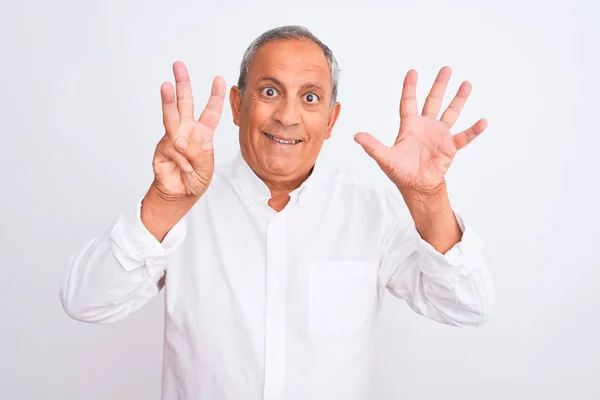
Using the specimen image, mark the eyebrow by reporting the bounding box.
[257,76,325,93]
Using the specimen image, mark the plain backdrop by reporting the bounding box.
[1,0,598,399]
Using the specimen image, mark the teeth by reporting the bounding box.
[266,133,300,144]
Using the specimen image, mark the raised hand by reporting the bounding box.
[354,66,487,196]
[152,61,226,202]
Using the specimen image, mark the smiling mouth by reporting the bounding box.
[263,132,302,145]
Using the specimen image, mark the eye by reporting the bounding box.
[261,86,277,97]
[304,93,319,104]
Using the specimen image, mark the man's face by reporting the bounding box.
[230,39,341,184]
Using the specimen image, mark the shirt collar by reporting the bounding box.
[231,150,329,209]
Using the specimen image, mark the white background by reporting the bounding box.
[1,0,598,399]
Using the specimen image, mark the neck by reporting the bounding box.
[260,166,314,198]
[259,166,314,212]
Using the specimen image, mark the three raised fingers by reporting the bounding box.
[403,66,474,129]
[162,63,226,141]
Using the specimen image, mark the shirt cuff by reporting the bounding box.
[109,196,187,272]
[416,211,485,289]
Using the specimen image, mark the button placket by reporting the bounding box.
[263,213,288,400]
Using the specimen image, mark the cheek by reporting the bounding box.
[244,99,273,129]
[303,112,329,140]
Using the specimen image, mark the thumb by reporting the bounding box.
[174,136,213,168]
[354,132,389,164]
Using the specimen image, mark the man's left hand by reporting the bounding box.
[355,66,487,199]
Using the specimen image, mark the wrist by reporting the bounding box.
[141,184,197,242]
[399,183,461,252]
[400,181,449,215]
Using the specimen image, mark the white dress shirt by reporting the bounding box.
[60,151,495,400]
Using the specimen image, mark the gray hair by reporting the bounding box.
[237,25,340,107]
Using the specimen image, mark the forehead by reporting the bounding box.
[247,39,331,89]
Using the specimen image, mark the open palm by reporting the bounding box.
[355,66,487,194]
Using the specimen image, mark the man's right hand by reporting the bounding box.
[142,61,226,242]
[153,61,226,201]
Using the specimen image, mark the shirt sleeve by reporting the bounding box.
[59,197,187,323]
[380,211,496,328]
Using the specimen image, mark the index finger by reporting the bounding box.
[196,76,226,131]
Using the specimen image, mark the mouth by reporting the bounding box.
[263,132,302,145]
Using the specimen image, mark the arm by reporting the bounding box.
[380,204,495,328]
[60,62,226,324]
[59,194,186,323]
[403,182,461,254]
[356,66,496,327]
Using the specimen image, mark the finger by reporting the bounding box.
[453,118,488,150]
[173,61,194,122]
[440,81,472,128]
[196,76,226,131]
[160,140,195,173]
[161,82,179,137]
[354,132,390,166]
[400,70,419,118]
[174,135,214,165]
[422,66,451,118]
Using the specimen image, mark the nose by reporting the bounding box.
[273,97,301,127]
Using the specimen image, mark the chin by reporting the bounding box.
[260,154,297,175]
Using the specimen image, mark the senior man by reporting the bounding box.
[60,25,495,400]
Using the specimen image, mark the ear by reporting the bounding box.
[324,102,342,139]
[229,86,243,127]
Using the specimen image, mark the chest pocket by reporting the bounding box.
[308,260,377,337]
